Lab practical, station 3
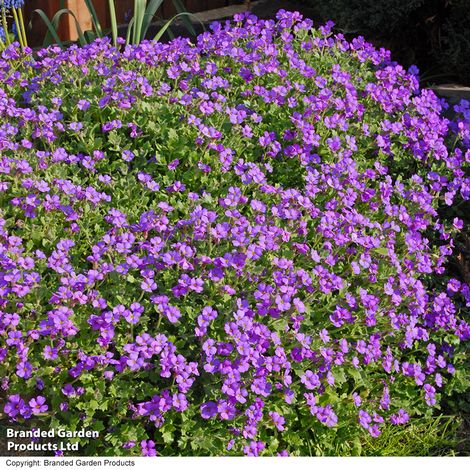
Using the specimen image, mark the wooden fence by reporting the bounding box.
[24,0,239,46]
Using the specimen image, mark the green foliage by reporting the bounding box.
[0,12,469,457]
[360,415,463,456]
[32,0,199,49]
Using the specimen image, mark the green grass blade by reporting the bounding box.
[107,0,118,47]
[84,30,97,43]
[125,17,135,46]
[17,8,29,48]
[30,9,64,48]
[52,9,88,47]
[171,0,197,36]
[1,8,11,46]
[11,8,25,48]
[40,8,88,47]
[140,0,164,41]
[153,12,198,42]
[133,0,147,44]
[154,12,204,42]
[83,0,103,37]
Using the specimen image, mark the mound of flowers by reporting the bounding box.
[0,10,469,456]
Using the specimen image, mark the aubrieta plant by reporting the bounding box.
[0,10,469,456]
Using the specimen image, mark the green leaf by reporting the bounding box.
[30,9,64,48]
[332,368,347,385]
[141,0,165,42]
[84,0,104,37]
[374,247,389,256]
[171,0,199,36]
[107,0,118,46]
[133,0,148,45]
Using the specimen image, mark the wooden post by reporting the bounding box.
[64,0,92,41]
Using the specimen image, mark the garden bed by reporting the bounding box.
[0,9,469,457]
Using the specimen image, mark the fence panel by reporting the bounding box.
[24,0,236,45]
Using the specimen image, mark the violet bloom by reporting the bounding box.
[352,392,362,407]
[4,395,27,418]
[172,393,188,412]
[424,384,437,406]
[140,440,156,457]
[300,370,320,390]
[390,409,410,425]
[77,99,90,111]
[60,403,69,412]
[29,396,48,415]
[269,411,285,431]
[243,441,266,456]
[61,384,76,397]
[98,174,112,185]
[168,159,180,170]
[104,371,114,380]
[43,345,58,360]
[141,278,157,293]
[122,150,135,162]
[358,410,372,429]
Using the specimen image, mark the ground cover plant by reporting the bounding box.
[0,10,469,456]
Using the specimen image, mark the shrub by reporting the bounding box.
[303,0,427,35]
[0,10,469,456]
[304,0,470,84]
[437,0,470,86]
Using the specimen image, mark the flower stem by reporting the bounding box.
[11,7,24,48]
[18,7,27,47]
[1,9,11,46]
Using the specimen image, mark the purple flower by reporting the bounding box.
[424,384,437,406]
[141,440,156,457]
[352,392,362,407]
[301,370,321,390]
[390,409,410,425]
[77,99,90,111]
[4,395,28,418]
[358,410,372,429]
[243,441,265,456]
[269,411,285,431]
[61,384,76,397]
[168,159,180,170]
[122,150,135,162]
[141,278,157,293]
[29,396,48,415]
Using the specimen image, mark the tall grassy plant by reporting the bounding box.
[0,0,28,49]
[33,0,200,49]
[0,4,10,47]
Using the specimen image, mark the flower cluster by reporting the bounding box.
[0,1,24,10]
[0,10,469,456]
